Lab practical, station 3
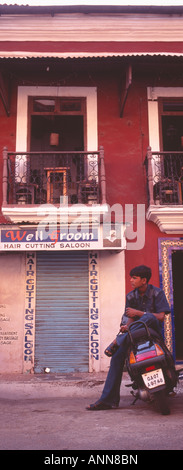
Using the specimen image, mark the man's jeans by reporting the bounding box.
[100,313,162,406]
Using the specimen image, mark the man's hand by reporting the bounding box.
[120,324,128,333]
[126,307,143,318]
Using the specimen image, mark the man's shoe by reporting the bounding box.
[104,339,119,357]
[111,403,119,409]
[86,401,112,411]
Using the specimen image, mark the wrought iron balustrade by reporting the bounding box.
[145,148,183,205]
[2,148,106,206]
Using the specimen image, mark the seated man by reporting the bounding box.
[86,265,171,410]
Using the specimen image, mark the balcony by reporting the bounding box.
[2,147,107,224]
[145,147,183,233]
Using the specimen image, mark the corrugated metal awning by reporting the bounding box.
[1,5,183,59]
[1,52,183,59]
[0,41,183,59]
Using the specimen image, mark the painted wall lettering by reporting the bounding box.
[89,252,100,371]
[24,253,36,372]
[0,305,18,345]
[0,330,18,345]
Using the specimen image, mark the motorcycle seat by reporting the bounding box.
[127,326,161,344]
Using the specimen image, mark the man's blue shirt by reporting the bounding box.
[121,284,170,326]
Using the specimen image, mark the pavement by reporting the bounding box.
[0,370,108,400]
[0,369,183,454]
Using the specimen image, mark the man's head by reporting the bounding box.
[129,265,152,290]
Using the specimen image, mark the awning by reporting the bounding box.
[0,41,183,59]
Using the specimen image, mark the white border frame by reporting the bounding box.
[16,86,98,152]
[147,86,183,151]
[146,87,183,233]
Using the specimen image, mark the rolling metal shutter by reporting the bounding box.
[34,251,89,373]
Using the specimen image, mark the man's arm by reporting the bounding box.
[120,316,134,333]
[126,307,165,323]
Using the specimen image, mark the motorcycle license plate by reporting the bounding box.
[142,368,165,389]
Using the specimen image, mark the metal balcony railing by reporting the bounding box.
[2,147,106,206]
[145,148,183,205]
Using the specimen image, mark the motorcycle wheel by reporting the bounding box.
[155,390,170,415]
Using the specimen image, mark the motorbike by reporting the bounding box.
[125,320,181,415]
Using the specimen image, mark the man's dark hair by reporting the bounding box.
[130,265,152,283]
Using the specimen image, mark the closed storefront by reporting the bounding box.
[0,228,125,374]
[35,251,89,373]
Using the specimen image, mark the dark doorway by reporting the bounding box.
[159,102,183,203]
[172,250,183,360]
[30,115,84,152]
[162,116,183,151]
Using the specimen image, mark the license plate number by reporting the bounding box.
[142,368,165,389]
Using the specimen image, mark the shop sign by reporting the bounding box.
[0,225,125,251]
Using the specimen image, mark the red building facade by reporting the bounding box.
[0,4,183,373]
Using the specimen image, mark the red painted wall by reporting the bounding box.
[0,60,181,291]
[0,86,17,222]
[97,64,182,292]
